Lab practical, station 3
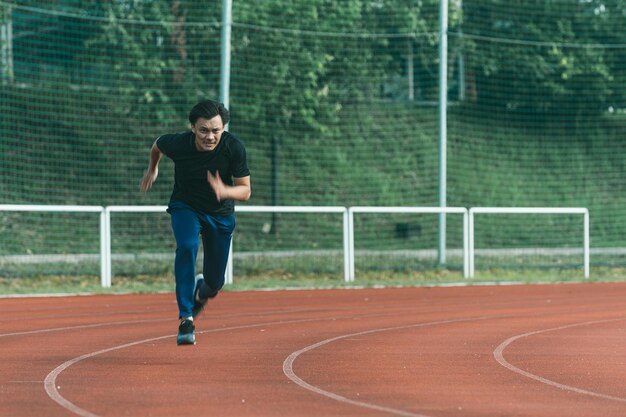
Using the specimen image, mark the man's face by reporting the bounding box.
[192,115,224,152]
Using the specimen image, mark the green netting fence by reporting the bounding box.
[1,1,624,285]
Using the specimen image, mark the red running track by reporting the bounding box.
[1,282,626,417]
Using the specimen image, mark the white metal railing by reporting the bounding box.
[468,207,590,278]
[104,205,168,287]
[231,205,349,284]
[0,204,108,286]
[348,206,469,281]
[0,205,591,287]
[103,205,348,287]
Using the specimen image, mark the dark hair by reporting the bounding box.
[188,99,230,125]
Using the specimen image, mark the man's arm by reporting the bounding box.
[140,141,163,192]
[207,172,251,202]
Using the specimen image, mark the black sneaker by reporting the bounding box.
[192,274,210,318]
[176,319,195,345]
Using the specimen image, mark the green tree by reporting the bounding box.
[231,0,436,207]
[460,0,624,116]
[74,0,222,124]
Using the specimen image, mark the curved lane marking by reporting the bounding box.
[44,316,352,417]
[283,316,497,417]
[494,317,626,403]
[45,310,625,416]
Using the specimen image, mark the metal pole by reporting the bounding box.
[438,0,449,264]
[407,39,414,101]
[219,0,232,109]
[220,0,233,284]
[457,0,464,101]
[271,135,279,233]
[1,5,14,84]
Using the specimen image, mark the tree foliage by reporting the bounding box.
[5,0,625,119]
[460,0,626,115]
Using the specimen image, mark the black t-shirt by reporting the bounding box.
[156,130,250,215]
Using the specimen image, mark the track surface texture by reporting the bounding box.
[1,282,626,417]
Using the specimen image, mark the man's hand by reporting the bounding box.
[140,142,163,192]
[207,170,225,201]
[140,168,158,192]
[208,171,251,202]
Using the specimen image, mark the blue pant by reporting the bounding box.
[167,201,235,318]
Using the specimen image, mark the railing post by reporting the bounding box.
[468,208,475,278]
[348,208,355,281]
[584,209,590,278]
[343,208,351,282]
[463,209,469,278]
[100,208,111,288]
[225,240,234,285]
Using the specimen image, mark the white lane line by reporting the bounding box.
[43,316,343,417]
[494,317,626,403]
[283,316,496,417]
[1,306,334,338]
[0,318,169,338]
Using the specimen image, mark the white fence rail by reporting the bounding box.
[468,207,590,278]
[104,205,170,287]
[0,205,590,287]
[232,205,349,284]
[348,206,468,281]
[0,204,108,286]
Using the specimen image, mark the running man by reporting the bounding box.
[140,99,251,345]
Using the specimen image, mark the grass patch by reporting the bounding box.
[1,267,624,296]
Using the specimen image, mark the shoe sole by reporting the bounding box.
[177,333,196,345]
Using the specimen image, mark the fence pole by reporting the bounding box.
[219,0,232,109]
[438,0,449,265]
